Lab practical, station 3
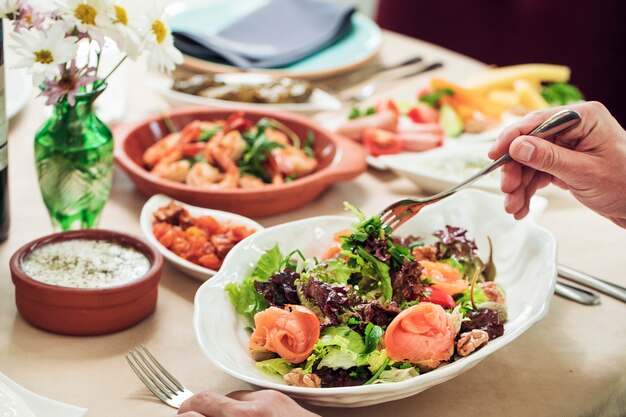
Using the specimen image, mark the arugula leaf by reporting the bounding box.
[239,122,284,182]
[303,131,316,158]
[419,88,454,107]
[364,357,390,385]
[196,127,222,142]
[356,247,392,301]
[361,323,383,355]
[253,245,284,280]
[541,82,584,106]
[225,277,269,324]
[348,106,377,120]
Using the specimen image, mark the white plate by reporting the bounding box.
[147,73,342,114]
[6,68,32,120]
[378,142,556,196]
[0,372,87,417]
[194,189,555,407]
[140,194,264,281]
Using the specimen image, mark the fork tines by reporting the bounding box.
[126,345,193,409]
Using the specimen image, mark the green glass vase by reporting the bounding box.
[34,84,113,231]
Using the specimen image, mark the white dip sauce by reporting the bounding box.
[21,239,151,289]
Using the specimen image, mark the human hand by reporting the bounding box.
[177,389,321,417]
[488,101,626,228]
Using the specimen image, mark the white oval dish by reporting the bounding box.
[377,142,556,196]
[140,194,264,281]
[147,73,342,114]
[193,189,555,407]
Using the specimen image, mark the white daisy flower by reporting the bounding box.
[10,21,78,85]
[103,0,142,59]
[142,0,183,72]
[0,0,21,19]
[62,0,112,45]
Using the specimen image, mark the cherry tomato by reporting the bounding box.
[407,103,439,124]
[419,286,456,310]
[362,128,404,156]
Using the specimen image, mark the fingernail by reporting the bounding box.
[488,141,497,153]
[516,141,535,162]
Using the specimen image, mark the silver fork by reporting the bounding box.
[126,345,194,409]
[378,108,582,231]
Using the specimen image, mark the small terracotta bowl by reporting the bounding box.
[114,106,367,218]
[10,230,163,336]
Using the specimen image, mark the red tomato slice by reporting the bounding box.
[419,286,456,310]
[407,103,439,124]
[376,98,399,115]
[362,128,404,156]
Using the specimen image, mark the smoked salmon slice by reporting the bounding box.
[420,260,469,296]
[249,305,320,364]
[384,302,455,367]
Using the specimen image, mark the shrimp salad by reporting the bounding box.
[143,112,318,189]
[226,204,507,388]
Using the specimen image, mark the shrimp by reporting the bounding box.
[239,175,266,189]
[208,146,240,189]
[186,162,222,186]
[219,130,246,161]
[265,128,290,145]
[143,132,181,168]
[144,122,203,168]
[271,147,317,178]
[151,159,190,183]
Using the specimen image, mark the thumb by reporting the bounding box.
[509,135,590,184]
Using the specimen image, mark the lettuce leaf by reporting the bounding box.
[304,258,355,285]
[376,366,419,383]
[454,286,490,316]
[253,244,284,280]
[256,358,294,377]
[225,277,269,324]
[303,326,365,372]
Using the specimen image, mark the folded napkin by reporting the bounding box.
[0,372,87,417]
[173,0,356,68]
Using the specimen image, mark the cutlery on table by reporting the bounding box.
[343,55,424,84]
[341,61,443,104]
[558,264,626,303]
[554,281,601,305]
[126,346,193,409]
[377,109,582,231]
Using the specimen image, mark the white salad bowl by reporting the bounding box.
[194,189,556,407]
[140,194,264,281]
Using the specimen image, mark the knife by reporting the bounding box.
[554,281,601,305]
[558,264,626,303]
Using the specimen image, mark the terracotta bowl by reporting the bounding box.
[114,106,367,218]
[10,230,163,336]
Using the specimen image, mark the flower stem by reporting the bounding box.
[101,55,128,82]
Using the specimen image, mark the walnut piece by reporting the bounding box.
[411,245,437,262]
[456,329,490,357]
[479,282,506,305]
[283,368,321,388]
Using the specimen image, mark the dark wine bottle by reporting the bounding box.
[0,19,10,241]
